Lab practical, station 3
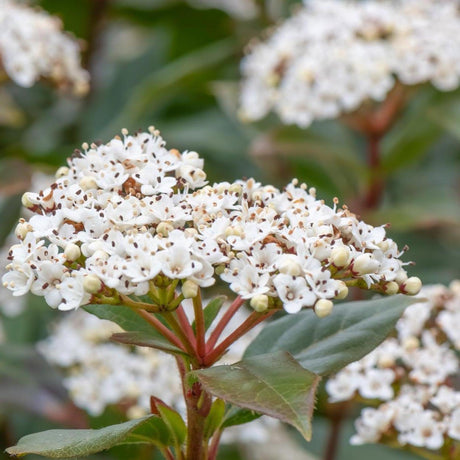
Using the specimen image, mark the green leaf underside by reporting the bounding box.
[84,304,158,335]
[111,331,185,355]
[245,295,416,376]
[191,351,320,440]
[221,406,262,429]
[5,416,171,458]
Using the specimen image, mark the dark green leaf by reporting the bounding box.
[221,406,262,429]
[84,304,160,335]
[156,404,186,448]
[190,351,320,440]
[111,330,186,356]
[245,295,415,376]
[6,416,159,458]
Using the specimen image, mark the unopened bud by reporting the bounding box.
[229,183,242,194]
[64,243,81,262]
[352,253,380,275]
[224,226,244,238]
[92,249,109,261]
[156,221,174,237]
[401,277,422,295]
[21,192,35,208]
[335,281,348,300]
[384,281,399,295]
[395,269,408,285]
[278,254,303,276]
[330,246,350,268]
[79,176,97,191]
[15,222,31,240]
[250,294,269,312]
[83,274,102,293]
[378,354,395,368]
[181,280,199,299]
[55,166,69,178]
[450,280,460,296]
[403,336,419,351]
[314,299,334,318]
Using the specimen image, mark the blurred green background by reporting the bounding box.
[0,1,458,459]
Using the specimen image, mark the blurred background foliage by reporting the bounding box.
[0,1,458,459]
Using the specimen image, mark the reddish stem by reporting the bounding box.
[204,310,276,366]
[208,430,223,460]
[206,296,245,353]
[192,289,206,362]
[135,309,186,352]
[176,305,197,350]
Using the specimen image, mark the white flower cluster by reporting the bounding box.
[188,0,258,20]
[327,282,460,452]
[240,0,460,127]
[2,128,418,314]
[0,0,89,93]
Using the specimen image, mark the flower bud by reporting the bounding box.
[79,176,98,191]
[401,277,422,295]
[384,281,399,295]
[352,253,380,275]
[156,221,174,237]
[250,294,269,312]
[92,250,109,261]
[224,226,245,238]
[15,222,31,240]
[83,274,102,294]
[278,254,303,276]
[21,192,35,208]
[402,336,419,351]
[314,299,333,318]
[330,246,350,268]
[55,166,69,178]
[181,280,199,299]
[395,269,408,285]
[335,281,348,300]
[64,243,81,262]
[378,354,395,368]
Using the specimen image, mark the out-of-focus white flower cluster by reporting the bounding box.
[0,173,55,317]
[188,0,258,20]
[326,282,460,452]
[2,127,419,315]
[0,0,89,93]
[240,0,460,127]
[38,303,274,442]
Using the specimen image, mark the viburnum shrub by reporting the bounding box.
[4,127,421,460]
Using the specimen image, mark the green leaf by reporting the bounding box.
[118,417,172,447]
[245,295,415,376]
[190,351,320,440]
[203,399,226,440]
[221,406,262,429]
[84,304,160,335]
[192,295,226,333]
[6,416,160,458]
[157,404,187,448]
[111,330,186,355]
